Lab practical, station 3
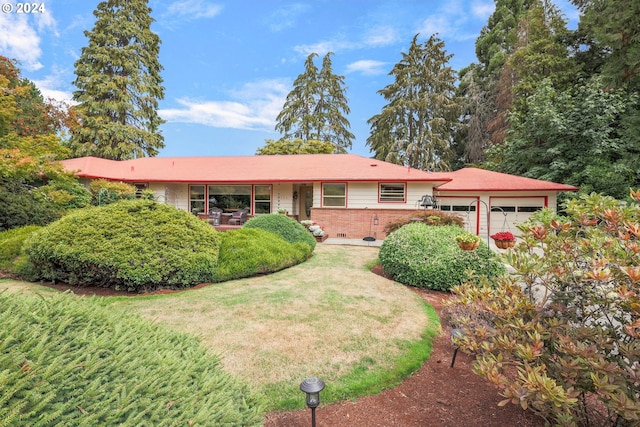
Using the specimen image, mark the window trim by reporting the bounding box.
[321,182,347,208]
[379,182,406,203]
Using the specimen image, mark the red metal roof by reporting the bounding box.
[60,154,453,183]
[435,167,578,192]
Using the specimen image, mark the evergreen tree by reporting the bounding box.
[70,0,165,160]
[366,34,460,171]
[255,139,335,155]
[571,0,640,91]
[457,0,534,155]
[275,53,353,153]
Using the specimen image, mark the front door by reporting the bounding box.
[298,185,313,221]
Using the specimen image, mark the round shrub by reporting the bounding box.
[0,225,41,273]
[23,200,221,291]
[0,292,263,426]
[243,214,316,251]
[379,223,506,291]
[213,228,311,282]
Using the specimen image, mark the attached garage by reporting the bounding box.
[489,196,547,236]
[435,168,577,239]
[437,196,478,234]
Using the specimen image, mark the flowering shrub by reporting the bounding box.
[489,231,515,241]
[446,190,640,426]
[300,220,325,237]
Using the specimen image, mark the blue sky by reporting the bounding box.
[1,0,578,158]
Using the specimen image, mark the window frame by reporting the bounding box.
[322,182,347,208]
[379,182,406,203]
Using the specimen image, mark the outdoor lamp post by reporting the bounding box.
[300,377,325,427]
[450,328,465,368]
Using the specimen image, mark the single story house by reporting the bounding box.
[61,154,578,239]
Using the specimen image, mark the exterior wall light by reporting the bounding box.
[300,377,325,427]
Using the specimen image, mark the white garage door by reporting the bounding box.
[489,197,545,236]
[438,197,479,234]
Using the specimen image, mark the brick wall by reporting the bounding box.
[311,208,426,240]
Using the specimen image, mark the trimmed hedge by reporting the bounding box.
[379,223,506,291]
[0,225,41,273]
[0,292,263,426]
[22,200,221,291]
[243,214,316,252]
[212,228,311,282]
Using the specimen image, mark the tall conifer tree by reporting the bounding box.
[367,35,460,171]
[71,0,165,160]
[275,53,353,153]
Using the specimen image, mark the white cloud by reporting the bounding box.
[268,3,309,32]
[345,60,388,76]
[0,13,42,70]
[32,67,75,104]
[415,0,483,42]
[470,0,495,20]
[293,26,399,58]
[363,25,400,47]
[160,79,289,131]
[162,0,222,22]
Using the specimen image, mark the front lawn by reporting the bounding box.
[2,244,439,412]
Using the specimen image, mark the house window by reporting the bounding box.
[134,183,148,198]
[254,185,272,214]
[208,185,252,213]
[379,183,405,202]
[322,183,346,207]
[189,185,205,214]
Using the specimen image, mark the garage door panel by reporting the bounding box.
[490,198,545,236]
[438,197,478,234]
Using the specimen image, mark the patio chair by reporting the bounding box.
[228,209,248,225]
[208,207,222,226]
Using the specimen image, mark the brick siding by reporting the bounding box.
[310,208,426,240]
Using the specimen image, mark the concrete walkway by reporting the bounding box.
[322,237,383,247]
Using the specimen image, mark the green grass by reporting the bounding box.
[2,245,441,413]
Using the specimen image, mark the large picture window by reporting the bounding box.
[379,183,405,202]
[322,183,346,207]
[209,185,251,212]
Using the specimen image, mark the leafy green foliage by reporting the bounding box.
[212,228,311,282]
[89,179,136,205]
[447,190,640,426]
[367,34,461,171]
[489,77,639,200]
[275,52,354,152]
[23,200,221,291]
[243,214,316,252]
[70,0,165,159]
[255,138,335,155]
[379,223,505,291]
[0,225,41,272]
[0,292,263,426]
[0,181,63,231]
[383,209,464,235]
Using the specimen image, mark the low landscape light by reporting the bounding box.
[450,328,465,368]
[300,377,325,427]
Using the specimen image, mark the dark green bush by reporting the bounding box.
[243,214,316,251]
[0,292,263,426]
[23,200,221,291]
[212,228,311,282]
[0,225,41,273]
[0,181,62,231]
[379,223,506,291]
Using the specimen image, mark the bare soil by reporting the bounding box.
[37,268,545,427]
